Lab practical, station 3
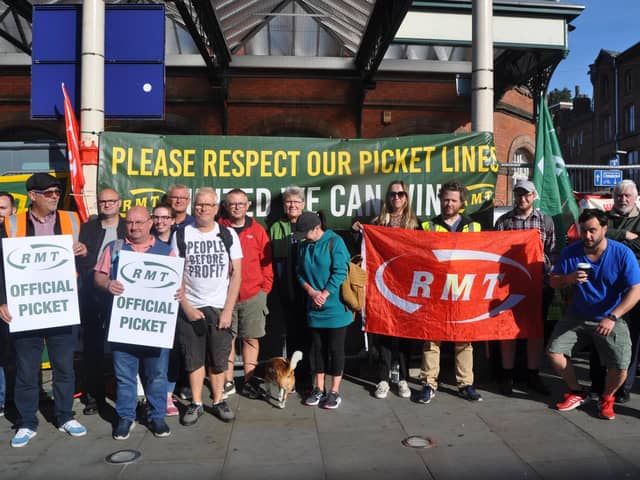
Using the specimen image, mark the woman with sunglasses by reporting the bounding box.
[353,180,419,400]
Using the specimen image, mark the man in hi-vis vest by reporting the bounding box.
[0,173,88,448]
[418,180,483,404]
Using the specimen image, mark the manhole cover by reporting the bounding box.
[402,435,435,449]
[105,449,142,465]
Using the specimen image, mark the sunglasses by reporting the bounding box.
[389,191,407,198]
[34,189,61,198]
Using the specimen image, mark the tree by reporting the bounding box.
[548,87,572,105]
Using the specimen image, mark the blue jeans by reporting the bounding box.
[111,344,168,422]
[13,326,76,430]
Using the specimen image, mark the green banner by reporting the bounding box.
[99,131,499,229]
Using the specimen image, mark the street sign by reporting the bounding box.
[609,158,620,166]
[594,169,622,187]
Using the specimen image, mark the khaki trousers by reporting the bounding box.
[420,341,473,389]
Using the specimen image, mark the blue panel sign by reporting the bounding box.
[32,4,165,120]
[31,6,81,118]
[594,169,623,187]
[105,64,164,118]
[105,6,165,62]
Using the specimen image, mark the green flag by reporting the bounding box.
[533,94,579,243]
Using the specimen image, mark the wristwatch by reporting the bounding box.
[606,313,618,322]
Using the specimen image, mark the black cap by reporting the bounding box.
[293,211,321,240]
[26,173,62,192]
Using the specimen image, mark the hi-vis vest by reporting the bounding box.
[5,210,81,241]
[421,219,481,232]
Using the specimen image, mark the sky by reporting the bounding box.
[548,0,640,98]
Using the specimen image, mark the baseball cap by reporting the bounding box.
[26,173,63,192]
[513,179,537,194]
[293,211,321,240]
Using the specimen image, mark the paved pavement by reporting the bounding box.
[1,354,640,480]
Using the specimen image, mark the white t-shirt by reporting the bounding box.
[172,223,243,308]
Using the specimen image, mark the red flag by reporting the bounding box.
[62,83,88,222]
[363,225,543,341]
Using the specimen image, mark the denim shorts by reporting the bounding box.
[547,314,631,370]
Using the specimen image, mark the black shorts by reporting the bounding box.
[177,306,233,374]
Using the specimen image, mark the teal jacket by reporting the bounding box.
[296,230,353,329]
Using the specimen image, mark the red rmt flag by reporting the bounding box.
[362,225,544,341]
[62,83,88,222]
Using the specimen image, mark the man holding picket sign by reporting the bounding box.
[0,173,88,448]
[94,206,184,440]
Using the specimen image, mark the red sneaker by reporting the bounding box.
[556,392,586,411]
[599,395,615,420]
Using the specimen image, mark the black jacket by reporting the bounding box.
[77,215,127,289]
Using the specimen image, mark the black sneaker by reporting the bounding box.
[113,418,135,440]
[500,370,513,396]
[223,380,236,399]
[615,389,631,404]
[211,400,235,422]
[150,419,171,438]
[418,384,435,404]
[0,406,4,417]
[178,386,193,401]
[320,391,342,409]
[242,380,264,400]
[459,385,482,401]
[304,387,326,406]
[181,403,204,426]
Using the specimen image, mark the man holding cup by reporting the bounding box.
[547,209,640,420]
[590,179,640,403]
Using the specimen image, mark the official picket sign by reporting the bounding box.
[2,234,80,332]
[107,250,184,348]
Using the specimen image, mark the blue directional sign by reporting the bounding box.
[594,169,623,187]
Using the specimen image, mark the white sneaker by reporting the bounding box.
[374,380,390,399]
[398,380,411,399]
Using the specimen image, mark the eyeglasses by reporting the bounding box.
[125,220,150,226]
[389,191,407,198]
[34,189,61,198]
[168,196,189,202]
[194,203,216,209]
[284,200,303,205]
[152,215,173,221]
[98,199,119,206]
[227,202,247,209]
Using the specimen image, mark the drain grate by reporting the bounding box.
[402,435,435,449]
[105,449,142,465]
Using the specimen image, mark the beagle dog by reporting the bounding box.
[262,350,303,409]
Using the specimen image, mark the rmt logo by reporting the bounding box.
[375,249,533,323]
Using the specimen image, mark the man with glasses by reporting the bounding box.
[94,206,180,440]
[173,187,242,425]
[219,189,273,399]
[77,188,126,415]
[166,184,195,231]
[494,179,555,397]
[0,173,88,447]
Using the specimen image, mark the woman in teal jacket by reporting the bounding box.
[295,211,352,409]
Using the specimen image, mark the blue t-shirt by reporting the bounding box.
[553,239,640,319]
